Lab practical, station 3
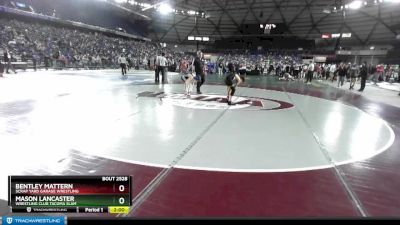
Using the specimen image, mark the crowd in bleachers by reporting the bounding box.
[214,49,303,76]
[0,18,185,72]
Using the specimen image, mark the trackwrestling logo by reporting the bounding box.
[2,216,65,225]
[137,91,294,111]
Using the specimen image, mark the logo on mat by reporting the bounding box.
[6,217,12,224]
[137,91,294,111]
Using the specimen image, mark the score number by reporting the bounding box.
[118,184,126,192]
[115,195,129,206]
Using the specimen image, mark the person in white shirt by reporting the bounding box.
[95,55,102,69]
[218,61,223,76]
[155,52,167,83]
[118,55,127,76]
[301,64,308,80]
[306,62,315,84]
[330,64,337,82]
[4,48,17,74]
[324,64,331,80]
[143,57,147,70]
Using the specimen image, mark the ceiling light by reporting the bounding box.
[321,34,331,39]
[158,3,174,15]
[342,33,352,38]
[323,8,331,13]
[349,1,362,9]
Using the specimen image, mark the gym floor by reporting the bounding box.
[0,69,399,217]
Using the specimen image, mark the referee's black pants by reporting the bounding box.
[156,66,166,83]
[196,73,205,93]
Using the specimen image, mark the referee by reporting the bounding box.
[155,52,167,84]
[193,51,205,94]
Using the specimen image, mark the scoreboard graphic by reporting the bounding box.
[8,176,131,214]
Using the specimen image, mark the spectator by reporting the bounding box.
[3,47,17,74]
[337,63,347,87]
[358,62,368,92]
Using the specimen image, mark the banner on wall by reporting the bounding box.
[314,56,327,63]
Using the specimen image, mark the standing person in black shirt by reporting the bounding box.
[349,63,358,90]
[193,51,205,94]
[0,59,3,77]
[268,64,274,76]
[32,51,39,72]
[337,63,347,87]
[225,63,244,105]
[358,62,368,92]
[126,57,132,71]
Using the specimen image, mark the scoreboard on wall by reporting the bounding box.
[8,176,131,214]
